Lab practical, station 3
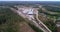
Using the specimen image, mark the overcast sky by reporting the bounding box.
[0,0,60,1]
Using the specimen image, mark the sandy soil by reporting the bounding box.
[20,22,36,32]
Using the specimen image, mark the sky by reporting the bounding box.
[0,0,60,1]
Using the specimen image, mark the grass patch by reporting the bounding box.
[28,23,43,32]
[44,21,57,32]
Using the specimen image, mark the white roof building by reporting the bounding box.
[22,8,34,15]
[23,9,29,13]
[27,9,34,15]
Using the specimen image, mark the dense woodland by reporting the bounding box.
[43,6,60,12]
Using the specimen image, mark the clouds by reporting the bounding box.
[0,0,60,1]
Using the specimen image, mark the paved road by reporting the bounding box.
[10,7,52,32]
[35,11,52,32]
